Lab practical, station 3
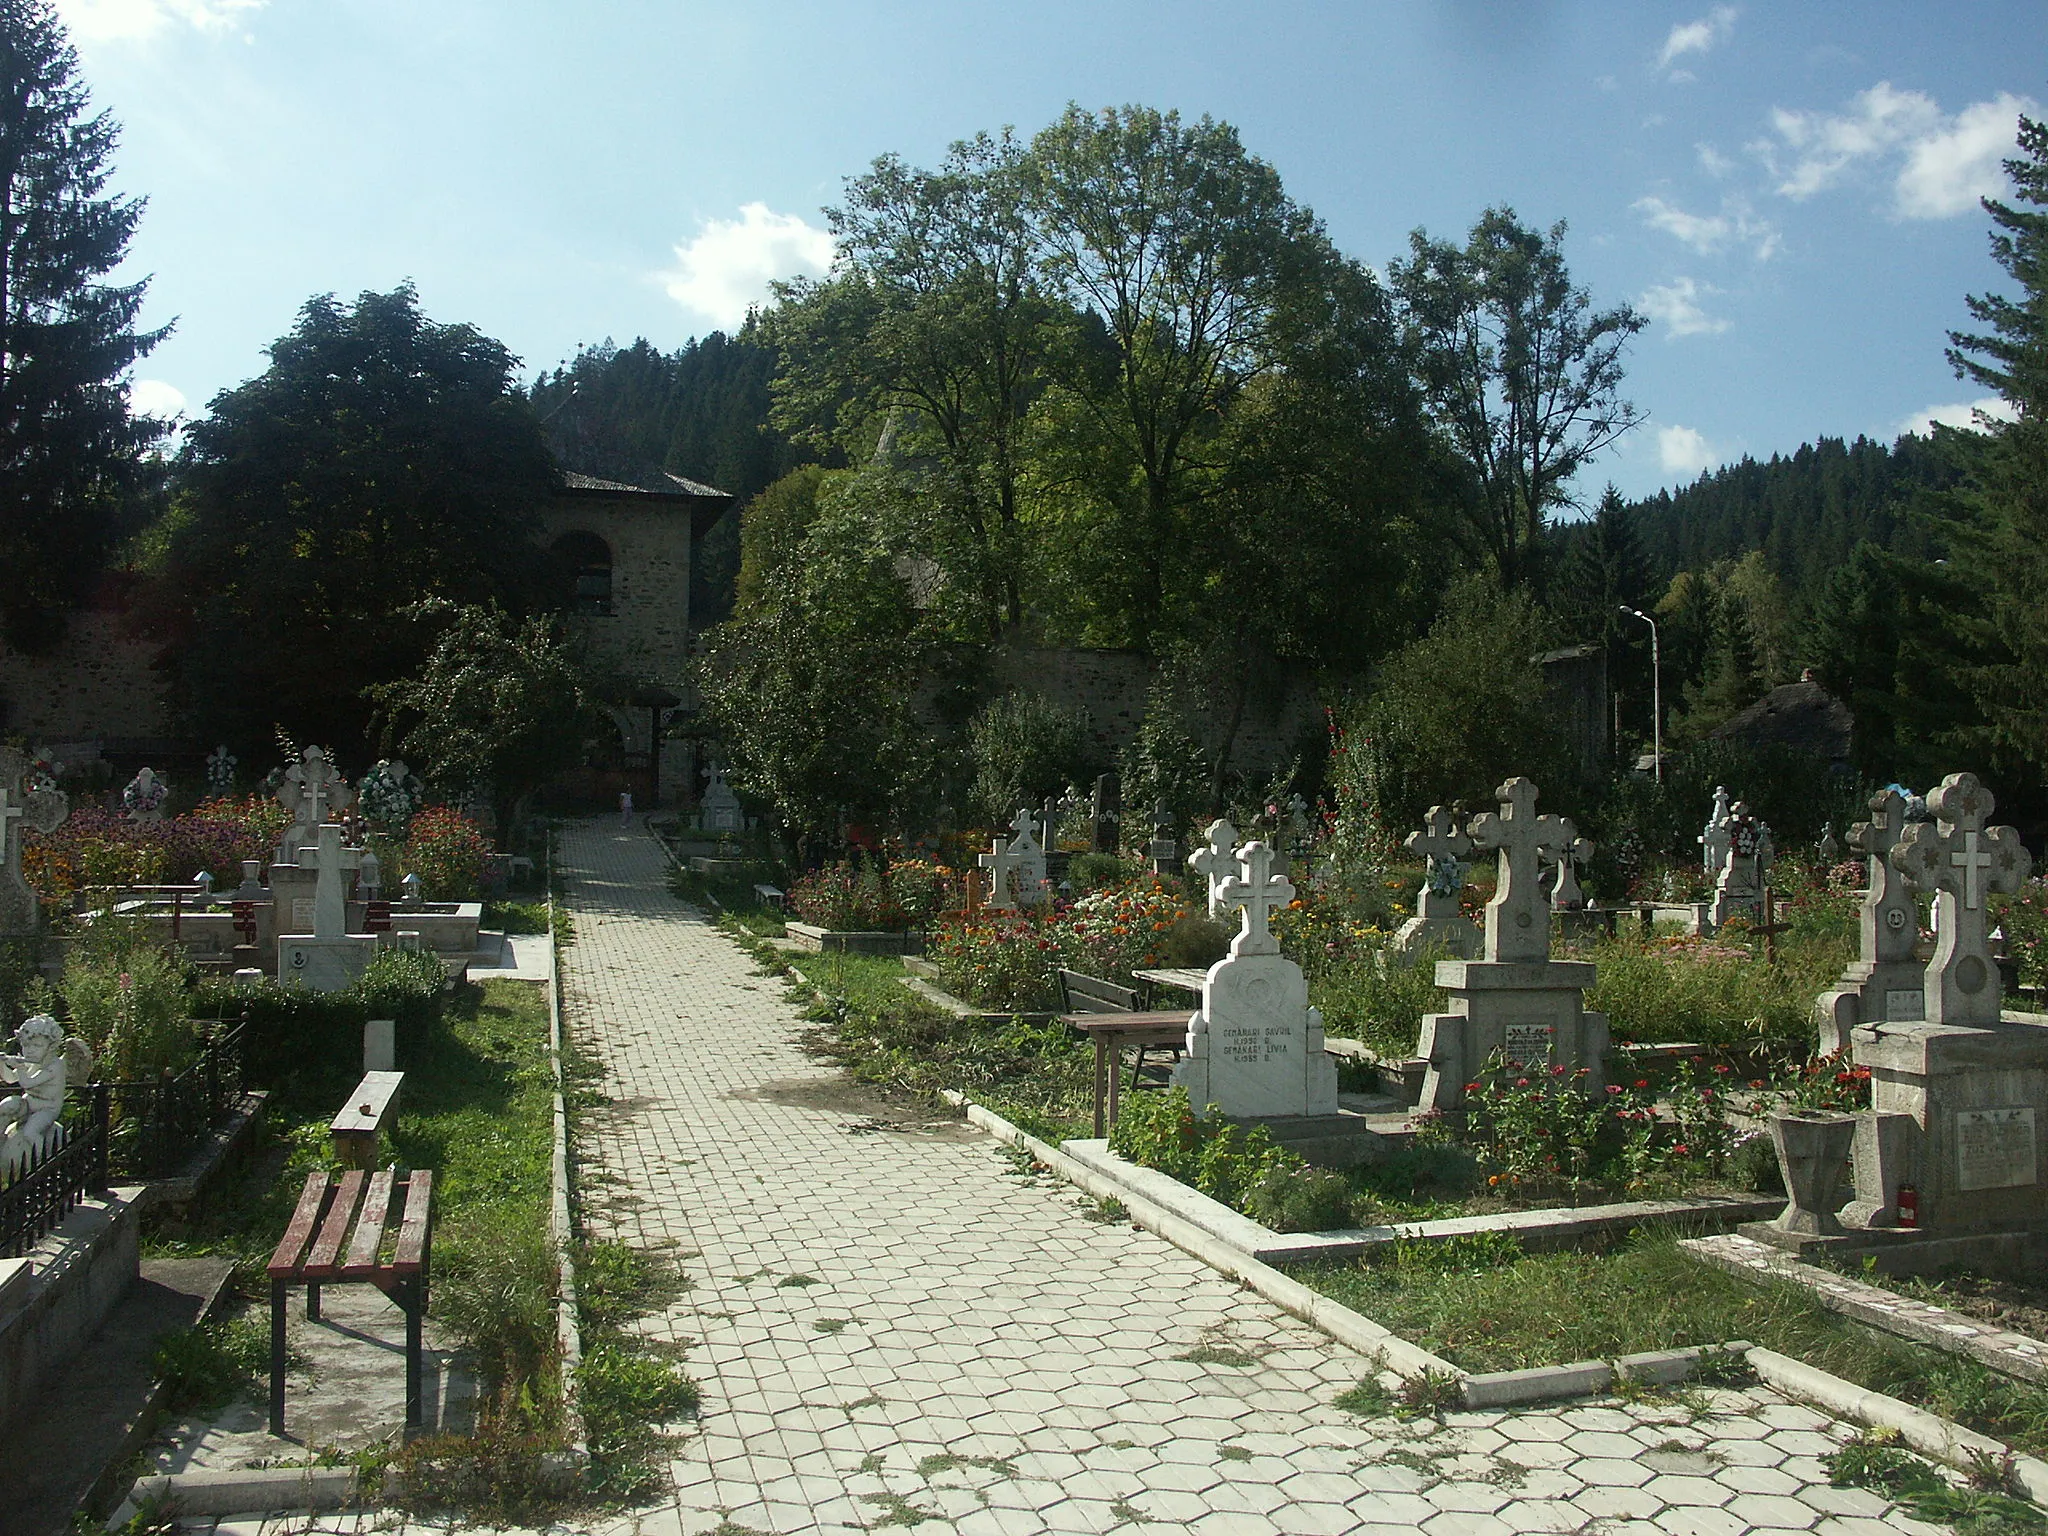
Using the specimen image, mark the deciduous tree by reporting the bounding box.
[1391,208,1643,591]
[165,285,556,757]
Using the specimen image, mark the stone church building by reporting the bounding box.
[0,472,732,809]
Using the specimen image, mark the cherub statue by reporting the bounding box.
[0,1014,93,1178]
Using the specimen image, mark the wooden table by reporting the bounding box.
[1132,966,1207,998]
[1064,1011,1192,1137]
[267,1167,434,1434]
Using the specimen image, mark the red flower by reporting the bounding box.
[1673,1144,1692,1157]
[1605,1085,1622,1095]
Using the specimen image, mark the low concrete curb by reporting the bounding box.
[120,1465,370,1519]
[547,841,591,1466]
[1061,1138,1783,1266]
[1684,1232,2048,1385]
[940,1092,1459,1383]
[1747,1346,2048,1502]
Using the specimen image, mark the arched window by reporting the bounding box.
[553,531,613,616]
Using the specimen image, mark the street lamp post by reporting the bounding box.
[1619,605,1662,783]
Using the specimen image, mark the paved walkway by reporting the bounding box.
[168,821,1943,1535]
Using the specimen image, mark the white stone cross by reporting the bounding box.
[1187,818,1240,919]
[1007,808,1041,854]
[298,822,365,940]
[1216,839,1294,957]
[1404,805,1471,919]
[1848,787,1920,968]
[976,838,1019,911]
[1549,835,1593,912]
[1892,771,2033,1026]
[1468,777,1575,964]
[278,746,351,854]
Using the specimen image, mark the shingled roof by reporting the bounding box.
[556,470,731,538]
[1712,673,1853,762]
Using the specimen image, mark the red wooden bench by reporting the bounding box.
[267,1167,435,1434]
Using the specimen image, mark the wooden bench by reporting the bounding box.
[1064,1014,1193,1136]
[753,883,785,910]
[330,1070,403,1168]
[1059,970,1187,1129]
[267,1167,435,1433]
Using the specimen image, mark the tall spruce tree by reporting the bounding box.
[1943,113,2048,773]
[0,0,167,649]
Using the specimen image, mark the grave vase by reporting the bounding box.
[1768,1109,1858,1237]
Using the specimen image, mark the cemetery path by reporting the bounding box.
[195,820,1929,1536]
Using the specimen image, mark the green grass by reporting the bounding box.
[666,864,788,937]
[716,920,1097,1143]
[1294,1229,2048,1455]
[484,900,553,935]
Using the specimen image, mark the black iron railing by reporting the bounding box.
[102,1019,248,1181]
[0,1084,110,1258]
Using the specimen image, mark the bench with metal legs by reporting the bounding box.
[266,1167,435,1435]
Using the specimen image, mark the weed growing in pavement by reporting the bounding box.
[1174,1343,1259,1367]
[1396,1368,1468,1419]
[1218,1445,1253,1462]
[1825,1432,2046,1534]
[149,1317,269,1415]
[1333,1378,1396,1419]
[1081,1196,1129,1223]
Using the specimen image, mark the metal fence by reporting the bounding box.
[0,1084,110,1258]
[102,1019,248,1182]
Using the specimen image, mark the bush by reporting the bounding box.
[193,947,447,1086]
[1110,1087,1306,1213]
[1585,931,1836,1054]
[61,920,200,1079]
[786,860,905,931]
[966,692,1096,827]
[404,806,493,899]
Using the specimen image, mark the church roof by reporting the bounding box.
[556,470,731,538]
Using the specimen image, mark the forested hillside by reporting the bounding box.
[1621,432,1956,596]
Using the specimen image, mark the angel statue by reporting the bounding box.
[0,1014,94,1178]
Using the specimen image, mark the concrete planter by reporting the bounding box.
[1769,1109,1859,1236]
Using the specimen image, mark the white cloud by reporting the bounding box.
[1659,424,1718,475]
[55,0,264,44]
[1896,93,2032,218]
[1696,143,1735,178]
[130,378,186,419]
[1658,7,1737,72]
[1894,395,2017,439]
[1633,194,1779,260]
[1758,83,2036,217]
[662,203,834,330]
[1639,277,1731,338]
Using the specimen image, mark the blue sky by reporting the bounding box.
[60,0,2046,501]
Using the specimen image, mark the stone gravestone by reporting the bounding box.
[1187,818,1239,920]
[1699,785,1734,877]
[1393,806,1480,962]
[274,746,352,864]
[1172,837,1366,1163]
[1089,772,1120,854]
[1008,809,1049,906]
[1709,801,1772,930]
[1838,771,2041,1240]
[1549,835,1592,912]
[1148,801,1178,878]
[277,823,380,991]
[0,748,68,937]
[1415,777,1610,1113]
[700,764,745,834]
[1816,788,1927,1052]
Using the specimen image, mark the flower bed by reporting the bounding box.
[24,797,288,905]
[785,858,957,934]
[927,875,1223,1012]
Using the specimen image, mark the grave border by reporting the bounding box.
[1683,1231,2048,1384]
[544,839,590,1470]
